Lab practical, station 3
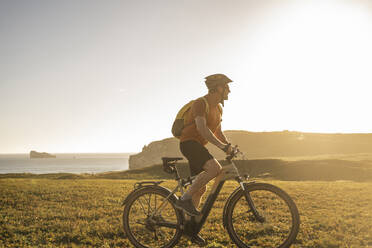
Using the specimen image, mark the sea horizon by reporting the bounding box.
[0,152,137,155]
[0,153,136,174]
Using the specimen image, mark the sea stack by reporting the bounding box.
[29,150,56,159]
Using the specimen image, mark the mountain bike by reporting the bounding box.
[122,146,300,248]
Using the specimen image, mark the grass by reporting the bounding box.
[1,178,372,247]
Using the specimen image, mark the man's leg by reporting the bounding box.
[181,160,221,246]
[210,167,226,194]
[192,185,207,209]
[184,186,206,225]
[182,158,222,201]
[191,163,225,208]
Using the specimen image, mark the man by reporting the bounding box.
[175,73,234,245]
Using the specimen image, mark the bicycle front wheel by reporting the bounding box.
[225,183,300,248]
[123,186,183,248]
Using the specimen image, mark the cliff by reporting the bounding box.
[129,130,372,170]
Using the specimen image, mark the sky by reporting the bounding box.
[1,0,372,154]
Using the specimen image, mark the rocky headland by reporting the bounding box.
[129,130,372,169]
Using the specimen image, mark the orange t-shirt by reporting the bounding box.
[179,96,222,146]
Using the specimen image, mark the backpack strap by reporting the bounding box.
[183,97,221,128]
[201,97,209,116]
[217,103,222,115]
[202,96,223,117]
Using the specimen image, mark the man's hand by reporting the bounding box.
[222,143,233,155]
[226,145,234,155]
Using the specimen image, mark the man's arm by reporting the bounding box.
[215,125,229,144]
[192,99,227,150]
[195,116,227,149]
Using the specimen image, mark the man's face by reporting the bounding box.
[218,84,230,100]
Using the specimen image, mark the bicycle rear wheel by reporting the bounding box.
[225,183,300,248]
[123,187,183,248]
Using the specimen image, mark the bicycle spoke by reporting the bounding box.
[145,193,154,216]
[161,200,170,213]
[231,209,252,221]
[135,220,147,226]
[148,193,152,213]
[155,194,157,212]
[153,198,170,217]
[156,227,171,241]
[157,228,166,239]
[136,196,148,216]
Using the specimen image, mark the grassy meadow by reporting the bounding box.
[1,178,372,247]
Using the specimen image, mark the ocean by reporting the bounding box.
[0,153,133,174]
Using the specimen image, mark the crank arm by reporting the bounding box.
[155,221,179,229]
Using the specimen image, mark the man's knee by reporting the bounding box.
[203,159,222,178]
[192,185,206,198]
[199,185,207,195]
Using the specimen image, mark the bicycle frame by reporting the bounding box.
[191,178,225,234]
[148,158,263,234]
[186,160,263,235]
[123,152,300,248]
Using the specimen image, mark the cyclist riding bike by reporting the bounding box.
[175,73,235,245]
[123,76,300,247]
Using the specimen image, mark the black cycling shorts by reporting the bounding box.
[180,140,214,176]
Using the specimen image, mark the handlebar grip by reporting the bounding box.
[226,145,240,161]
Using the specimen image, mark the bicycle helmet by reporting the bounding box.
[205,74,233,90]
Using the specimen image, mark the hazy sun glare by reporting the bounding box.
[225,1,372,133]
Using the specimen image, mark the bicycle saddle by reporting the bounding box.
[162,157,183,163]
[162,157,183,174]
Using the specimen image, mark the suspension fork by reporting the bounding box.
[238,179,265,223]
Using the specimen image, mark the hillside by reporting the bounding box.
[129,130,372,169]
